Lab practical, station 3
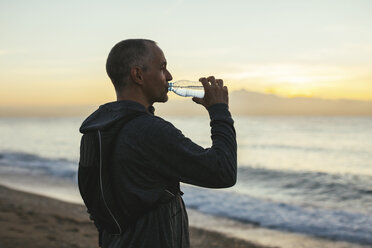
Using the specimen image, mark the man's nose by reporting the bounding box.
[166,69,173,81]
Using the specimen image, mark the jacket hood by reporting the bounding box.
[79,100,153,133]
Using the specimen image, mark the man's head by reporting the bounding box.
[106,39,155,90]
[106,39,172,106]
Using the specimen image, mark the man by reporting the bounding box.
[78,39,237,248]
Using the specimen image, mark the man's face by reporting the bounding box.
[141,44,173,104]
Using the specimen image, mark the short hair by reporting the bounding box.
[106,39,156,90]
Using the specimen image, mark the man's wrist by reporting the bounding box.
[207,103,233,124]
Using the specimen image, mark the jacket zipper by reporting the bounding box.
[98,130,122,234]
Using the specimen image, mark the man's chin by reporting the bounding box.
[162,95,169,103]
[156,95,168,103]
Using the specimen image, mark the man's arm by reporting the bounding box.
[140,76,237,188]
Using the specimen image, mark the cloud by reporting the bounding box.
[295,43,372,62]
[221,63,371,85]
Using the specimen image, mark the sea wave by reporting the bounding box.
[1,150,372,244]
[0,151,77,179]
[182,185,372,245]
[236,166,372,212]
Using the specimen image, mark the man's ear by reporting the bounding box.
[130,66,144,85]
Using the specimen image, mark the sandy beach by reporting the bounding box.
[0,185,269,248]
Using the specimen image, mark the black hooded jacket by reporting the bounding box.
[79,100,236,248]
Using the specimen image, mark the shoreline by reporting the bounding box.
[0,184,267,248]
[0,168,369,248]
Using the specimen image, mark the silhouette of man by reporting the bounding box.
[79,39,237,248]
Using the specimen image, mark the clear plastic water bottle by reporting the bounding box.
[168,80,205,98]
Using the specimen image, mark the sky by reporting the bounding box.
[1,0,372,109]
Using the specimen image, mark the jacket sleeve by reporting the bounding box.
[140,103,237,188]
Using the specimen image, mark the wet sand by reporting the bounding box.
[0,185,269,248]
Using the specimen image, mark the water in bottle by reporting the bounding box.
[168,80,204,98]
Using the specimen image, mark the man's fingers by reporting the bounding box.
[192,97,204,105]
[207,76,216,86]
[196,76,229,108]
[199,77,209,88]
[199,77,207,83]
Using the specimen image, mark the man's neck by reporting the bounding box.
[116,92,152,113]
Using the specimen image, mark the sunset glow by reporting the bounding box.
[1,0,372,112]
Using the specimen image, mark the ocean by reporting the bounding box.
[0,115,371,247]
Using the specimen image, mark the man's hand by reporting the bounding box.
[192,76,229,109]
